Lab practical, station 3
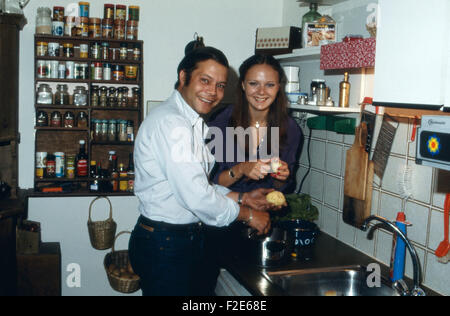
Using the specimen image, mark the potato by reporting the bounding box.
[108,264,116,274]
[112,268,121,277]
[266,191,286,206]
[127,263,135,274]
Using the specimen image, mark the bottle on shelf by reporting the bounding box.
[119,163,127,191]
[89,160,99,192]
[301,2,322,47]
[301,2,322,27]
[127,152,135,192]
[76,140,88,177]
[339,72,351,108]
[108,152,119,192]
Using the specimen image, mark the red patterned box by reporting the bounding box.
[320,37,376,70]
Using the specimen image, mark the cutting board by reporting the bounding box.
[343,161,375,227]
[344,122,369,200]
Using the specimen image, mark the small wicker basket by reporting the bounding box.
[87,196,117,250]
[104,231,141,294]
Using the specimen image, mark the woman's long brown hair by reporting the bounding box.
[230,54,289,157]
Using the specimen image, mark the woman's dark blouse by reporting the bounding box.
[207,104,303,194]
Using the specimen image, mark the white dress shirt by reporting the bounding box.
[134,90,239,226]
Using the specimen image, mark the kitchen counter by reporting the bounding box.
[218,230,440,296]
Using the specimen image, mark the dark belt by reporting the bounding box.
[138,215,203,233]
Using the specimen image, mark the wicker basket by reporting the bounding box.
[104,231,141,294]
[87,196,117,250]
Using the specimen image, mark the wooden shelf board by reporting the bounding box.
[288,103,361,114]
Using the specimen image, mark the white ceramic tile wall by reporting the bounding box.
[295,116,450,296]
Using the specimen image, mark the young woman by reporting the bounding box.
[208,54,303,194]
[203,54,304,295]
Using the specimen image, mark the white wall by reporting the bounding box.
[19,0,283,295]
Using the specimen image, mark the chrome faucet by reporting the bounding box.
[360,215,426,296]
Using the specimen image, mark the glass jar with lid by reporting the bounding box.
[37,84,53,105]
[119,87,129,107]
[99,86,108,107]
[107,119,117,141]
[131,87,140,108]
[108,87,118,107]
[36,7,52,34]
[100,119,108,141]
[77,111,89,128]
[118,120,128,142]
[50,111,62,127]
[91,85,100,107]
[73,86,88,106]
[92,119,101,141]
[55,84,70,105]
[63,111,75,128]
[36,110,48,127]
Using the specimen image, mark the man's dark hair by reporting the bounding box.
[174,46,229,89]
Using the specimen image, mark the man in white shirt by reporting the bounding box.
[129,47,275,296]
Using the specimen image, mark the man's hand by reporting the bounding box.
[242,188,274,211]
[248,210,271,235]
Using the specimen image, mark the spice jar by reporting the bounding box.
[119,43,128,60]
[132,44,141,61]
[128,6,140,21]
[37,84,53,104]
[99,86,108,107]
[92,119,100,141]
[91,86,99,107]
[127,120,134,142]
[36,152,47,179]
[50,111,62,127]
[102,18,113,38]
[125,65,138,81]
[46,154,56,178]
[63,111,75,128]
[100,119,108,141]
[77,111,88,128]
[36,111,49,127]
[107,119,117,141]
[66,154,76,179]
[48,42,60,57]
[89,18,102,38]
[131,87,140,108]
[36,7,52,34]
[121,87,129,107]
[77,17,89,37]
[63,43,74,58]
[75,63,89,79]
[114,19,126,40]
[108,87,118,107]
[104,4,114,19]
[65,16,76,36]
[53,6,65,22]
[91,42,101,59]
[55,84,70,105]
[79,2,90,17]
[103,63,112,81]
[80,44,89,58]
[118,120,128,142]
[112,65,124,81]
[36,60,49,79]
[92,62,103,81]
[115,5,126,20]
[74,86,88,106]
[101,42,110,60]
[126,20,139,40]
[36,41,48,57]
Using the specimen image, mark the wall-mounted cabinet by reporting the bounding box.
[32,34,144,196]
[373,0,450,111]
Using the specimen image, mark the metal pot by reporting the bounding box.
[242,227,293,267]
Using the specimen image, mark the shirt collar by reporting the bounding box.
[173,90,203,127]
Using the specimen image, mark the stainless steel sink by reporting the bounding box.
[263,265,399,296]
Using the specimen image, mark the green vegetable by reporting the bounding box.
[273,193,319,223]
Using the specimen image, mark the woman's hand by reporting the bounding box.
[239,160,271,181]
[271,160,289,181]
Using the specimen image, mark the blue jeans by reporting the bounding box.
[128,217,207,296]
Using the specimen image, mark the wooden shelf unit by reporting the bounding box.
[33,34,144,196]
